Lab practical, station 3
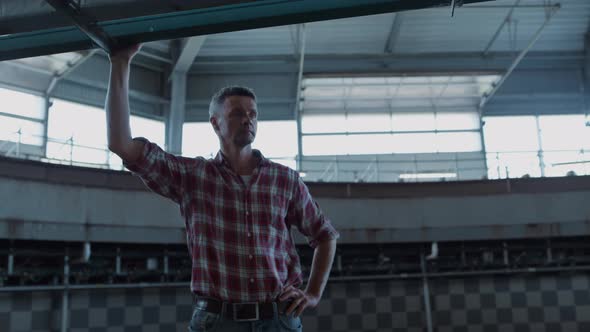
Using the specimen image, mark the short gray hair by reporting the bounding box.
[208,86,257,118]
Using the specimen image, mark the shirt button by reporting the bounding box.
[247,233,251,237]
[250,278,254,283]
[249,255,253,259]
[246,211,250,216]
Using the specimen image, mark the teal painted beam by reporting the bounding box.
[0,0,492,60]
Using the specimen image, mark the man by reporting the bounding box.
[105,44,339,332]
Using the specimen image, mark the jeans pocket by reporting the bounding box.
[189,308,221,332]
[276,313,302,331]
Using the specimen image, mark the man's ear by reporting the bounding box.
[210,116,220,133]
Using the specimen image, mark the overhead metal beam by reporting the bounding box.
[383,13,405,54]
[43,0,116,54]
[170,36,207,75]
[479,4,560,113]
[186,51,581,76]
[0,0,492,61]
[295,24,307,172]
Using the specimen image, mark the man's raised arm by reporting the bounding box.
[106,44,144,164]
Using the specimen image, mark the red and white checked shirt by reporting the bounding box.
[124,137,339,302]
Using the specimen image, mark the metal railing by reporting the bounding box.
[2,129,589,182]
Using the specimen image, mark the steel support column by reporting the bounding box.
[167,73,186,154]
[295,24,307,172]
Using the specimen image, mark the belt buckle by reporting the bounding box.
[232,302,259,322]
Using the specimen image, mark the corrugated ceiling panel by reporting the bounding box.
[394,0,590,54]
[197,26,293,57]
[305,13,393,54]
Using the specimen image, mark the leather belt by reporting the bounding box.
[194,297,291,322]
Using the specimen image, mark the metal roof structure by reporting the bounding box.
[0,1,586,73]
[0,0,587,122]
[0,0,491,61]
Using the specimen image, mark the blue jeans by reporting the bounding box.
[188,302,303,332]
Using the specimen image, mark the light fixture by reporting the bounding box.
[399,172,457,179]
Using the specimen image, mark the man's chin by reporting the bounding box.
[234,137,254,148]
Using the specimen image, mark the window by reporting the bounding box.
[182,122,219,158]
[0,88,45,119]
[391,133,436,153]
[483,116,539,152]
[0,116,44,146]
[483,114,590,179]
[391,113,436,132]
[253,121,297,168]
[301,114,348,134]
[300,75,492,158]
[483,116,540,178]
[486,152,541,179]
[436,132,481,153]
[302,114,482,156]
[183,120,298,169]
[538,115,590,151]
[436,112,480,131]
[538,114,590,176]
[47,99,165,168]
[0,88,45,146]
[543,151,589,177]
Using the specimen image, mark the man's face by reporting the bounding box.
[212,95,258,148]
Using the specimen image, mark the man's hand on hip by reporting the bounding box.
[279,285,320,318]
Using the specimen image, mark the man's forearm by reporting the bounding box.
[304,239,337,299]
[106,59,133,151]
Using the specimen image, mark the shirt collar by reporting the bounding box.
[214,149,270,168]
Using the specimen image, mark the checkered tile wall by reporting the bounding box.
[2,273,590,332]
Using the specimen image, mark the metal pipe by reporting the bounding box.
[535,115,546,177]
[420,255,434,332]
[7,252,14,275]
[60,255,69,332]
[164,253,169,275]
[302,128,481,137]
[479,4,560,112]
[503,242,509,265]
[463,4,561,9]
[42,96,51,159]
[116,248,122,275]
[2,264,590,293]
[479,120,490,178]
[295,24,307,172]
[16,129,21,157]
[0,111,44,123]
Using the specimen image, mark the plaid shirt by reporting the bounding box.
[124,137,339,302]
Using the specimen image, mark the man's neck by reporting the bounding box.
[220,144,257,175]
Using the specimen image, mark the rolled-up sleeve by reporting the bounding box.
[123,137,200,206]
[286,175,340,248]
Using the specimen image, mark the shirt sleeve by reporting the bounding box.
[123,137,201,206]
[286,174,340,248]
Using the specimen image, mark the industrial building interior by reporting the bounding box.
[1,0,590,331]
